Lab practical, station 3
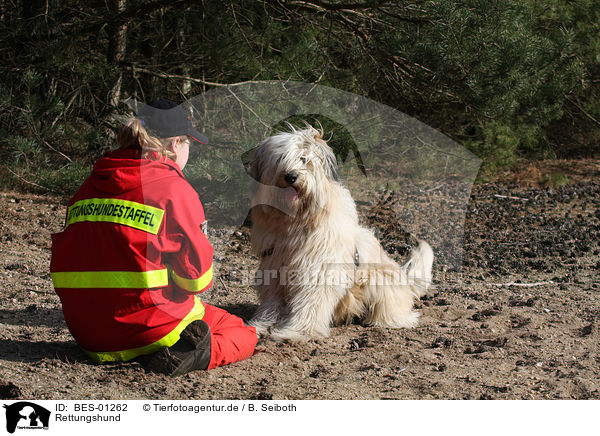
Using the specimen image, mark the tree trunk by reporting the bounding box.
[107,0,128,108]
[179,21,192,96]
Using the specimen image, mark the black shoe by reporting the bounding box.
[140,320,211,376]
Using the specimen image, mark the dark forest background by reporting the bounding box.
[1,0,598,194]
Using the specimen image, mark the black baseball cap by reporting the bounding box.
[137,98,208,144]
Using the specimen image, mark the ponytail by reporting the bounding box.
[117,117,176,160]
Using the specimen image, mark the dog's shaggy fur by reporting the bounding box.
[247,125,434,341]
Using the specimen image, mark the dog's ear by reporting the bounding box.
[315,134,339,182]
[242,147,262,181]
[325,151,339,181]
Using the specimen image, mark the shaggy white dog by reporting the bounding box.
[247,125,434,341]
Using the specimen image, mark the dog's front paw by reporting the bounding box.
[270,323,331,342]
[269,327,308,342]
[248,322,269,339]
[377,310,420,329]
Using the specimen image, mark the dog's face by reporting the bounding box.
[248,125,339,218]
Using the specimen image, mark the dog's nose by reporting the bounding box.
[284,173,297,185]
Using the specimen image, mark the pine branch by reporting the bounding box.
[285,0,397,11]
[124,64,266,88]
[60,0,196,36]
[5,166,51,192]
[273,0,435,23]
[565,95,600,127]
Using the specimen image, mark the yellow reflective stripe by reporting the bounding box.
[170,264,213,293]
[65,198,165,235]
[51,269,169,289]
[85,297,206,363]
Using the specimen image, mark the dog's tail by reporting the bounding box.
[403,240,434,298]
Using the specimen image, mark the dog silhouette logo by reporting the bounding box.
[3,402,50,433]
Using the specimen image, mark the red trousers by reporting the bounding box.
[200,302,257,369]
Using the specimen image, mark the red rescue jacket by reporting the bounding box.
[50,148,213,362]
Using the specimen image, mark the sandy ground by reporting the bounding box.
[0,158,599,400]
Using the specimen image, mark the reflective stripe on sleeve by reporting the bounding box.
[51,269,169,289]
[170,264,213,293]
[85,297,206,363]
[65,198,165,234]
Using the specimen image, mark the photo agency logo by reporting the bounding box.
[125,81,481,304]
[2,402,50,434]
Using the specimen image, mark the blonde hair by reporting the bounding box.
[117,117,177,160]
